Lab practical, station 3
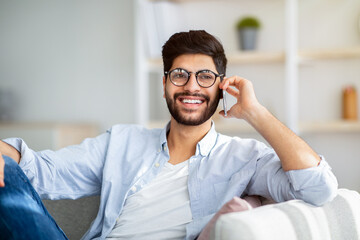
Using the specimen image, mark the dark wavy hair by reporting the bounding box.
[162,30,227,76]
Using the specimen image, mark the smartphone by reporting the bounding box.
[222,89,227,116]
[220,76,227,116]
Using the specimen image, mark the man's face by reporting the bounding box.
[163,54,221,126]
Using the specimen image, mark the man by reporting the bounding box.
[0,30,337,240]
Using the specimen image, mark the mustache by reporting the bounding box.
[174,92,210,102]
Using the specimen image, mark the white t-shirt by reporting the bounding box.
[106,160,193,239]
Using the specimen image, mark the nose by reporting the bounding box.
[183,73,201,92]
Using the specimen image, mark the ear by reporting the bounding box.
[162,76,166,99]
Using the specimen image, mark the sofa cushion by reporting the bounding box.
[43,195,100,240]
[210,189,360,240]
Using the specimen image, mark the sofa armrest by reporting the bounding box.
[210,189,360,240]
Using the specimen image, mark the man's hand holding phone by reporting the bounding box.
[218,76,262,121]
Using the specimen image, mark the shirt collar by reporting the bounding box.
[196,121,218,157]
[159,121,218,157]
[159,121,171,148]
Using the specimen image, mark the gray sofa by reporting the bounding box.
[43,196,100,240]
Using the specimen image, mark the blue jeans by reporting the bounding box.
[0,156,68,240]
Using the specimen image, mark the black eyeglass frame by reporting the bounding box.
[164,68,224,88]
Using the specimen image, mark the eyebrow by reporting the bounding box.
[173,68,216,73]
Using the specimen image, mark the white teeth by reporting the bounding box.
[182,99,203,104]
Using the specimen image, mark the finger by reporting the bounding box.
[219,77,231,90]
[218,110,227,118]
[218,110,233,118]
[226,86,239,97]
[224,80,231,90]
[0,153,5,187]
[224,76,248,89]
[219,78,226,89]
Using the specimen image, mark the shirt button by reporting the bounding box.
[163,146,167,151]
[131,186,136,192]
[155,162,160,167]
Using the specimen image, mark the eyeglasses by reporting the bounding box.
[164,68,224,88]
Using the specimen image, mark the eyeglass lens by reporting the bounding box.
[169,69,217,88]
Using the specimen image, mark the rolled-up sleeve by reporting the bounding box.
[246,148,338,207]
[2,137,37,178]
[286,156,338,206]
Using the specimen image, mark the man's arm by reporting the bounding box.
[219,76,320,171]
[0,134,108,199]
[0,140,21,187]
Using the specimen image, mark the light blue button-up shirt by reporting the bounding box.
[3,122,338,240]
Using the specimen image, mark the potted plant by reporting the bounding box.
[236,16,261,51]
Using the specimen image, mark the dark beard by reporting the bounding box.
[165,89,220,126]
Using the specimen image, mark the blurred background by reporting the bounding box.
[0,0,360,191]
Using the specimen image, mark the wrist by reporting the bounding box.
[243,103,269,127]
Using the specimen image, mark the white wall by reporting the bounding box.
[0,0,135,131]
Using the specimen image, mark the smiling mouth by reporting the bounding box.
[180,98,204,104]
[174,93,209,110]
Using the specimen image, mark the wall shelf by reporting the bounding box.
[299,121,360,133]
[227,51,286,64]
[298,46,360,62]
[147,51,285,70]
[147,46,360,70]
